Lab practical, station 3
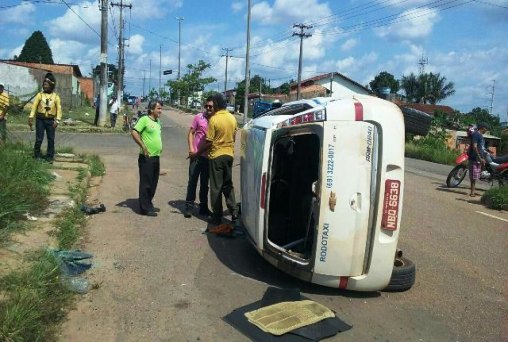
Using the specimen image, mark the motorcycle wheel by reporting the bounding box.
[446,165,468,188]
[498,169,508,187]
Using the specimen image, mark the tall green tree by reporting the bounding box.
[16,31,54,64]
[400,72,455,104]
[369,71,399,95]
[167,60,215,104]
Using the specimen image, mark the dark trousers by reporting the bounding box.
[110,113,117,128]
[138,155,160,213]
[34,117,55,160]
[185,156,210,208]
[94,107,99,126]
[209,155,237,219]
[0,119,6,143]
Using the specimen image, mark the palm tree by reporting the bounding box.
[400,72,455,104]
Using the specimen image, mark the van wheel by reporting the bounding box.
[384,257,415,292]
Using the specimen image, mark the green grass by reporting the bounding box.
[482,186,508,210]
[405,142,458,165]
[0,250,73,342]
[0,143,53,242]
[84,154,106,177]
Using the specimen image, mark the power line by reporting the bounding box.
[59,0,100,37]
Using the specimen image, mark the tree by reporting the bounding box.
[369,71,399,95]
[400,72,455,104]
[16,31,54,64]
[167,60,215,105]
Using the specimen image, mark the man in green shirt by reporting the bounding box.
[131,100,163,216]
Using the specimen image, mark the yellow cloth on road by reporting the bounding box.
[244,300,335,336]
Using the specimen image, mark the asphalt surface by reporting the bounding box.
[15,108,506,341]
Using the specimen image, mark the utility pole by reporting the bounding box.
[329,72,333,96]
[176,17,184,80]
[222,48,233,94]
[148,59,151,96]
[293,23,312,100]
[98,0,109,126]
[488,79,495,116]
[418,55,428,74]
[142,70,146,97]
[243,0,251,124]
[111,0,132,104]
[159,44,162,98]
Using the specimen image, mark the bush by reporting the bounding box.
[482,186,508,210]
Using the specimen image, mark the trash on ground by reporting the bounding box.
[244,300,335,335]
[224,287,352,341]
[206,224,245,238]
[51,249,93,276]
[25,212,38,221]
[80,203,106,215]
[61,276,90,294]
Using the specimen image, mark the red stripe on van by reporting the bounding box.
[339,276,349,289]
[260,172,267,209]
[354,102,363,121]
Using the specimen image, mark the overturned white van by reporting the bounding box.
[240,95,415,292]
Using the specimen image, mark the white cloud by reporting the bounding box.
[50,38,98,73]
[47,1,100,43]
[252,0,332,25]
[374,7,440,41]
[341,38,357,52]
[232,2,244,13]
[1,2,36,24]
[127,34,145,55]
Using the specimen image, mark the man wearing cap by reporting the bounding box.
[468,122,489,197]
[28,73,62,163]
[0,83,9,144]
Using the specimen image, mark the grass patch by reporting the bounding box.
[84,154,106,177]
[0,143,53,243]
[482,186,508,210]
[405,142,458,165]
[54,206,86,250]
[0,250,72,342]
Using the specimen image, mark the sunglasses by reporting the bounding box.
[205,105,213,109]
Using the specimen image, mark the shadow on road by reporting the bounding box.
[116,198,139,213]
[167,200,215,222]
[205,229,380,299]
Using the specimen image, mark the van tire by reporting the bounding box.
[384,257,416,292]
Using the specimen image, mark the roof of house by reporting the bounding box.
[1,60,83,77]
[289,84,328,94]
[290,72,371,93]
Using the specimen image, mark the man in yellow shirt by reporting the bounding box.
[28,73,62,163]
[0,82,9,144]
[203,93,238,225]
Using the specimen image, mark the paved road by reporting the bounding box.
[22,108,505,341]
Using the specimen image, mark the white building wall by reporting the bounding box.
[317,78,370,98]
[0,62,40,99]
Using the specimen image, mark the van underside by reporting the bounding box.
[267,130,321,262]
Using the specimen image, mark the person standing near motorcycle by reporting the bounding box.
[468,122,489,197]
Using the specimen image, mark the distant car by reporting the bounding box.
[127,96,137,105]
[226,103,235,113]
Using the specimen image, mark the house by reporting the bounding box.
[446,129,501,155]
[289,72,371,100]
[0,60,89,109]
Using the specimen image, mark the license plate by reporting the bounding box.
[381,180,401,231]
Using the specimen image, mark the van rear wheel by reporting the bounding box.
[384,257,415,292]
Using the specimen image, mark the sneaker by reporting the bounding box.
[140,210,157,217]
[183,205,192,218]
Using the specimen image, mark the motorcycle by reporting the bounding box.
[446,149,508,188]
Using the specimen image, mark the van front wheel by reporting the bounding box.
[384,257,416,292]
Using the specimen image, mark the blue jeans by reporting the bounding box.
[34,117,56,160]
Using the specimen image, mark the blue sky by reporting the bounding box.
[1,0,507,120]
